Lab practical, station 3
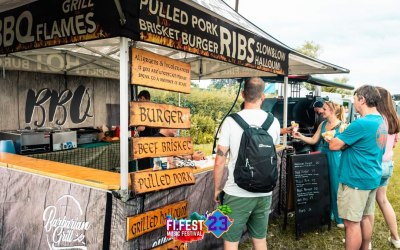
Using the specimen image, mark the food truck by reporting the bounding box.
[0,0,350,249]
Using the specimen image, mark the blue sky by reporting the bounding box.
[224,0,400,94]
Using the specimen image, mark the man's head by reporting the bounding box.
[138,90,151,101]
[313,101,324,115]
[353,85,381,113]
[242,77,265,104]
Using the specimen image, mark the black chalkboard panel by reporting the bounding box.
[290,153,331,238]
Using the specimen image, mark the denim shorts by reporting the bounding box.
[380,161,394,186]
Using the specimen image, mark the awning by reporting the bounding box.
[0,0,350,79]
[263,75,354,90]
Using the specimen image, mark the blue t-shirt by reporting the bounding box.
[336,114,387,190]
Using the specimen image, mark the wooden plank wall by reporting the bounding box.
[0,70,120,130]
[107,170,223,250]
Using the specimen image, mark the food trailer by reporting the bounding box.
[0,0,350,249]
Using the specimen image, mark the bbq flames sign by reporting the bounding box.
[0,0,117,54]
[137,0,289,75]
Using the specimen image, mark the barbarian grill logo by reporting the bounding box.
[43,195,91,250]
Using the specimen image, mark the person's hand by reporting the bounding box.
[192,151,205,161]
[280,126,293,135]
[292,131,302,139]
[323,135,333,143]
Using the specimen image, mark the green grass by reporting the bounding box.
[238,146,400,250]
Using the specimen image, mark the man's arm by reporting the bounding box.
[329,137,346,150]
[214,145,229,203]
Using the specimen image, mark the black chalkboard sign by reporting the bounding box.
[290,153,331,238]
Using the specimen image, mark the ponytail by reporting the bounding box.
[337,105,346,122]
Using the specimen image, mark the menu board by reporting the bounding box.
[290,153,331,238]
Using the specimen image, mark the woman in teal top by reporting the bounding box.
[293,100,346,227]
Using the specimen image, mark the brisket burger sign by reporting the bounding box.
[136,0,289,75]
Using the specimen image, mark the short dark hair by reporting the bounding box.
[353,85,381,108]
[138,90,151,100]
[243,77,265,103]
[313,101,324,108]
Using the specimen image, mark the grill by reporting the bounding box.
[262,97,322,154]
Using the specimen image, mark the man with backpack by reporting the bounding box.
[214,77,280,250]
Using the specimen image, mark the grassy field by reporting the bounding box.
[237,146,400,250]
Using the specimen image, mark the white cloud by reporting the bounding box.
[225,0,400,93]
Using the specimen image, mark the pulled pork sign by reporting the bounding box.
[136,0,289,75]
[132,137,193,159]
[130,167,195,194]
[130,101,190,129]
[131,48,191,94]
[0,0,119,54]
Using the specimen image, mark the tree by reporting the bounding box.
[322,77,352,96]
[209,79,237,90]
[296,41,322,58]
[191,81,199,88]
[296,41,323,91]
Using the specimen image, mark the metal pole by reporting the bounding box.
[315,85,322,97]
[235,0,239,12]
[283,76,288,147]
[119,37,130,199]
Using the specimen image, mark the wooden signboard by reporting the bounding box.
[132,137,193,159]
[152,240,187,250]
[290,153,331,239]
[131,48,191,94]
[130,102,190,129]
[130,167,196,195]
[127,200,188,240]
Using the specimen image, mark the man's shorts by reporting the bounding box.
[222,193,272,242]
[337,183,377,222]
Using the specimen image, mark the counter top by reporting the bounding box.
[0,145,286,190]
[0,152,121,190]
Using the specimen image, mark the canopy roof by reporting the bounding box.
[264,75,354,90]
[0,0,349,81]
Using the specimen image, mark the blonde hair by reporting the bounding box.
[325,101,346,122]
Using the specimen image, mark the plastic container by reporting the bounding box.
[0,140,16,154]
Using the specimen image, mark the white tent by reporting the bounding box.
[0,0,350,196]
[0,0,349,79]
